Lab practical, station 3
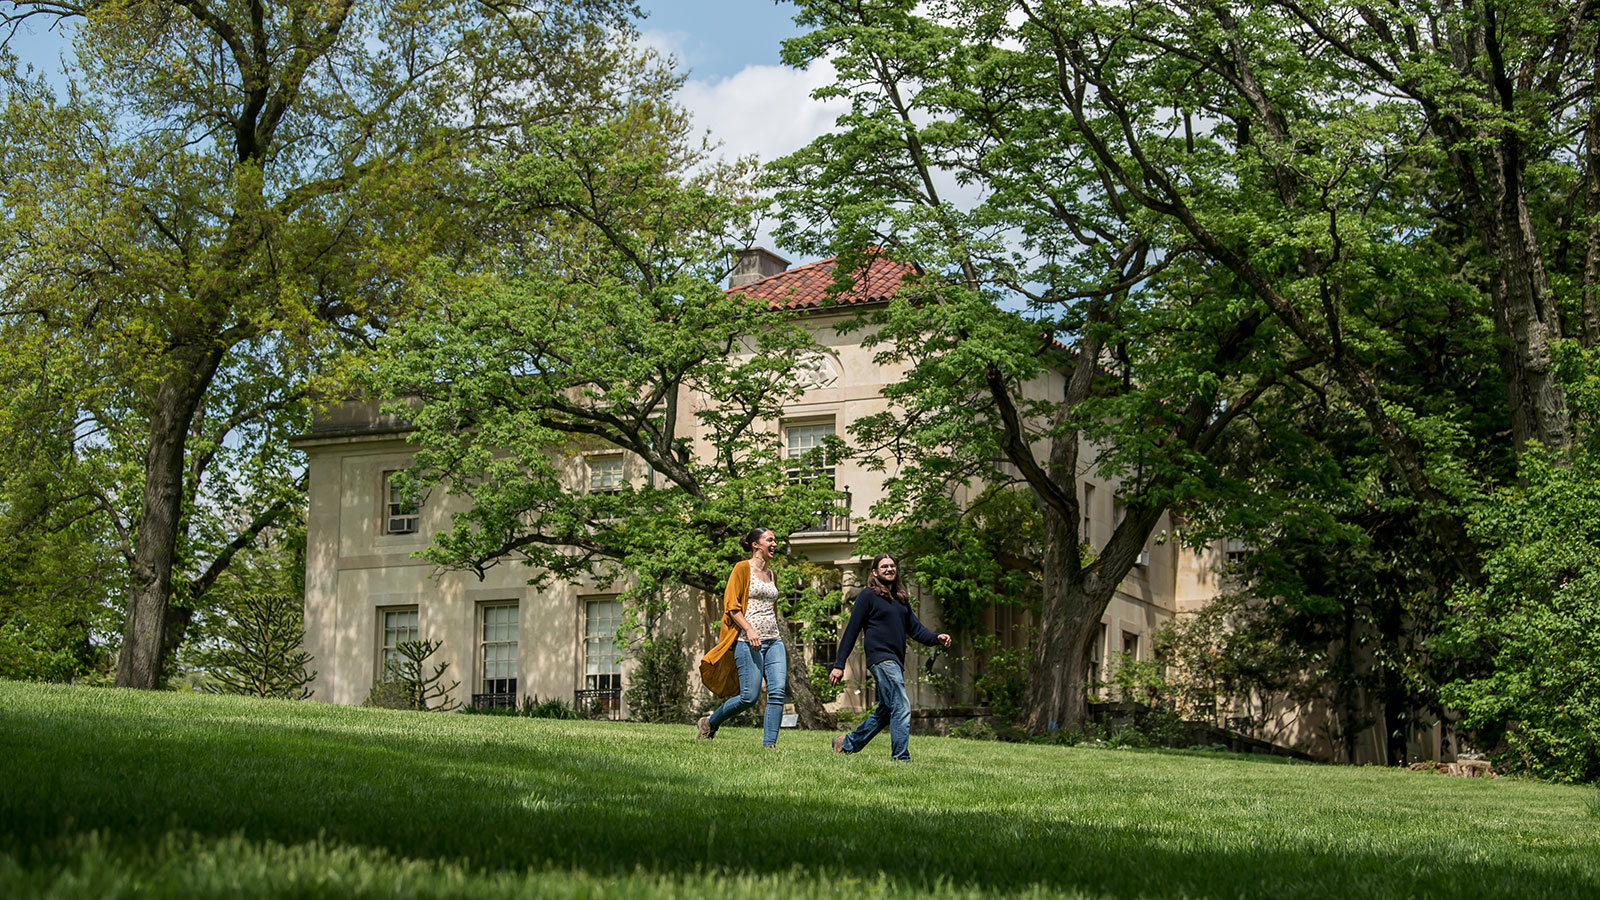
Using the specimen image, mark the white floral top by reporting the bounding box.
[744,571,781,641]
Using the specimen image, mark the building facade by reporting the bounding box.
[292,250,1231,719]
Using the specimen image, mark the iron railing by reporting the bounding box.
[795,490,852,534]
[574,688,622,720]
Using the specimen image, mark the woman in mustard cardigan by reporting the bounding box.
[697,527,787,746]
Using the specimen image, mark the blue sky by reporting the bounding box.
[640,0,805,80]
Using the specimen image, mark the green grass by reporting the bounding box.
[2,682,1596,899]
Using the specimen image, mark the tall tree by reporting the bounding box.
[772,0,1594,732]
[372,89,848,710]
[0,0,641,687]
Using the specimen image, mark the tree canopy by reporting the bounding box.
[0,0,644,686]
[770,0,1599,744]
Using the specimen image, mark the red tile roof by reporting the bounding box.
[727,252,918,310]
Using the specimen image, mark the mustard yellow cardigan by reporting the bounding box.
[698,560,751,697]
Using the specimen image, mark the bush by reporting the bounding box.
[1135,704,1189,747]
[523,695,584,719]
[197,593,315,700]
[808,663,844,703]
[362,678,414,710]
[974,644,1028,719]
[950,718,997,741]
[1030,723,1105,747]
[460,695,584,719]
[623,632,690,724]
[1440,445,1600,782]
[950,716,1030,742]
[1108,728,1151,749]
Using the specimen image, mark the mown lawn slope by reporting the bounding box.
[2,681,1595,899]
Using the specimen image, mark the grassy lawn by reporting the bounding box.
[1,681,1596,899]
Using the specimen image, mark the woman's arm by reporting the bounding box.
[730,611,760,650]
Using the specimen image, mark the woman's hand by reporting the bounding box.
[747,632,762,651]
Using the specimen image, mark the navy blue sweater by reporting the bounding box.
[832,586,939,671]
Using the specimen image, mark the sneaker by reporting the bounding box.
[832,734,846,754]
[697,716,714,740]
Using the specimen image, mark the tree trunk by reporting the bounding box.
[115,347,224,688]
[776,613,836,730]
[1023,511,1098,732]
[1492,186,1572,452]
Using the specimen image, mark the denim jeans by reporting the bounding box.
[839,659,911,760]
[707,638,787,745]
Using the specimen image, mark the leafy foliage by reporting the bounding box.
[186,527,313,699]
[772,0,1598,759]
[1442,445,1600,782]
[372,82,846,677]
[0,0,646,687]
[623,632,691,724]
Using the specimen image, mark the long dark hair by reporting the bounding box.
[739,527,773,553]
[867,553,909,604]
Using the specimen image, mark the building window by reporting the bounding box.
[810,636,838,668]
[384,471,420,535]
[476,603,518,707]
[995,602,1029,653]
[788,421,848,532]
[1123,630,1140,661]
[1081,482,1095,546]
[1225,538,1250,562]
[1087,622,1106,693]
[588,455,624,495]
[786,421,836,481]
[583,599,622,692]
[378,607,418,676]
[580,598,623,717]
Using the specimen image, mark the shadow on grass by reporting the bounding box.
[1,695,1593,900]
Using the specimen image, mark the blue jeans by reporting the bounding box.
[708,639,787,745]
[839,659,911,760]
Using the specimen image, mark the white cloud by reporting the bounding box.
[680,61,845,167]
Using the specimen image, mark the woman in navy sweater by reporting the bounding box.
[829,553,950,760]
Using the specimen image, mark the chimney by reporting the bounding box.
[729,247,790,287]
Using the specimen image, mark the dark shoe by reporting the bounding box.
[697,716,714,740]
[832,734,846,754]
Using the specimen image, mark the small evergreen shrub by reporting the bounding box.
[361,639,458,711]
